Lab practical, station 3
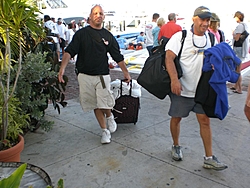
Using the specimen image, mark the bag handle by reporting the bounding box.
[120,79,132,96]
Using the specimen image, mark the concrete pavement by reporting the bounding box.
[20,71,250,188]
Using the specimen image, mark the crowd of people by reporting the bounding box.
[43,15,90,63]
[42,4,250,172]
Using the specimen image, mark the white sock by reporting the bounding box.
[102,128,108,132]
[204,156,213,160]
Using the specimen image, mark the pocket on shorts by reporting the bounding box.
[96,88,115,108]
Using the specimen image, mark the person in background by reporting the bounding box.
[152,17,166,47]
[58,5,131,144]
[56,18,67,60]
[208,13,221,43]
[245,81,250,122]
[216,18,225,43]
[231,11,249,94]
[65,23,75,63]
[43,15,60,55]
[84,17,90,27]
[116,35,127,50]
[51,17,56,23]
[158,13,182,41]
[145,13,160,55]
[71,19,79,32]
[136,32,145,43]
[165,6,228,171]
[78,19,83,29]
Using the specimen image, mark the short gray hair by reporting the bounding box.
[168,13,176,21]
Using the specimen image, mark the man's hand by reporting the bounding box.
[171,79,182,96]
[58,68,65,83]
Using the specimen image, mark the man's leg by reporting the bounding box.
[170,117,181,146]
[196,114,212,157]
[196,113,228,170]
[94,108,111,144]
[170,117,183,161]
[94,108,107,129]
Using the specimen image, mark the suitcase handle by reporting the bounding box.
[120,79,132,96]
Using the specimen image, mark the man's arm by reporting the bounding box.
[58,52,71,83]
[117,60,131,83]
[165,50,182,95]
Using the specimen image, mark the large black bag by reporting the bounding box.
[234,23,249,47]
[137,30,187,99]
[112,80,140,124]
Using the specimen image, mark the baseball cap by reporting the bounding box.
[210,13,220,22]
[58,18,63,22]
[193,6,211,19]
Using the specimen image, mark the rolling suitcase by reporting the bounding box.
[112,80,140,124]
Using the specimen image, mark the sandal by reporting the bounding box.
[233,90,242,94]
[230,87,236,90]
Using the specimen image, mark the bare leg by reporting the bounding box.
[170,117,182,145]
[196,113,212,157]
[94,108,112,129]
[234,75,242,93]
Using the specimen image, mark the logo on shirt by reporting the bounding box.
[102,38,109,45]
[191,49,205,55]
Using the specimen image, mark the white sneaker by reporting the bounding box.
[101,129,111,144]
[107,114,117,133]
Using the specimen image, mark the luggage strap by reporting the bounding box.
[100,75,106,89]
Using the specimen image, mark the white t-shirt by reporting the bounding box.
[56,23,67,40]
[66,29,75,45]
[44,20,59,43]
[165,30,216,97]
[145,22,157,46]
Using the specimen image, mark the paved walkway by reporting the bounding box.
[21,72,250,188]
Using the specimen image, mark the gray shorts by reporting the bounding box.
[78,73,115,112]
[168,92,205,117]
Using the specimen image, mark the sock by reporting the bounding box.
[106,114,113,119]
[102,128,108,132]
[204,156,213,160]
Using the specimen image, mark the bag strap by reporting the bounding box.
[120,79,132,96]
[240,23,246,31]
[208,32,215,47]
[176,30,187,60]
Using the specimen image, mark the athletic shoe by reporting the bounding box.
[203,155,228,171]
[171,145,183,161]
[101,129,111,144]
[107,114,117,133]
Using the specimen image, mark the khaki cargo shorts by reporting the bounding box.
[78,73,115,112]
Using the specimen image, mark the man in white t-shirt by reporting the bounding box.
[56,18,67,59]
[44,15,60,59]
[145,13,159,56]
[165,6,228,171]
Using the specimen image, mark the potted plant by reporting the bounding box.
[12,51,68,132]
[0,162,64,188]
[0,0,45,160]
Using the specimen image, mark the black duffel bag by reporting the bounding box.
[137,30,186,99]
